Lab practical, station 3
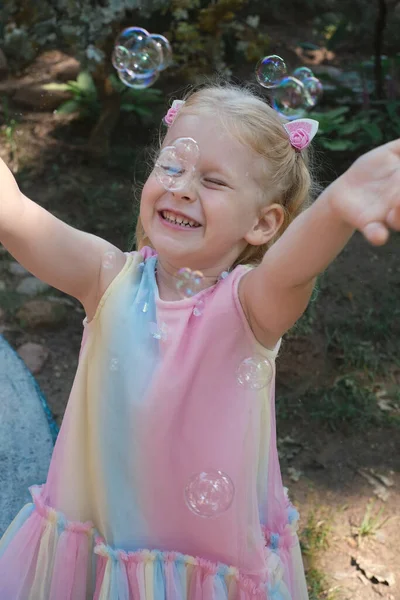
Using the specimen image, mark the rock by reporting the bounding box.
[0,48,8,80]
[0,280,6,292]
[8,261,29,276]
[16,342,49,374]
[16,299,67,329]
[352,555,395,586]
[50,55,80,82]
[12,84,71,112]
[16,276,50,296]
[0,335,54,536]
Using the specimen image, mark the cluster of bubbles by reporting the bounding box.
[184,470,235,518]
[175,267,204,298]
[255,55,323,119]
[155,137,200,192]
[112,27,172,89]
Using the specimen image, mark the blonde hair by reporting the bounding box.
[135,82,319,268]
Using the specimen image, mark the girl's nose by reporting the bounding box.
[173,185,196,203]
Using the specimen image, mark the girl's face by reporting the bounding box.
[140,112,267,272]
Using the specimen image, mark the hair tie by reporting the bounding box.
[163,99,186,127]
[283,118,319,151]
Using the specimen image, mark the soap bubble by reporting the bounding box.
[292,67,314,82]
[175,267,204,298]
[102,251,116,269]
[116,26,149,49]
[271,76,308,119]
[237,356,273,390]
[118,69,159,89]
[150,321,168,341]
[185,470,235,518]
[111,45,131,72]
[193,299,205,317]
[149,34,173,70]
[110,358,119,371]
[255,55,287,89]
[303,76,323,107]
[126,37,162,78]
[154,137,200,192]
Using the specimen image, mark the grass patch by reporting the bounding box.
[354,500,391,547]
[300,510,338,599]
[277,375,388,431]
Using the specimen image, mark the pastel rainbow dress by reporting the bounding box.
[0,248,309,599]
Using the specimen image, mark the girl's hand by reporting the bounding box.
[328,139,400,245]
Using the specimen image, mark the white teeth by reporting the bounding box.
[161,210,200,228]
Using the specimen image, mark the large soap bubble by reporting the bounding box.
[175,268,204,298]
[255,55,287,89]
[292,67,314,82]
[185,470,235,518]
[112,26,173,89]
[149,34,173,71]
[303,76,324,107]
[154,137,200,192]
[272,76,309,120]
[118,70,160,89]
[237,356,273,390]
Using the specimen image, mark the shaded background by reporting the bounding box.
[0,1,399,598]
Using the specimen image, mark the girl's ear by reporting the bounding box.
[244,204,285,246]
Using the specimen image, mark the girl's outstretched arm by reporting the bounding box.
[240,139,400,348]
[0,157,126,321]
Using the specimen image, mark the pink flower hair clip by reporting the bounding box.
[163,99,186,127]
[283,118,319,151]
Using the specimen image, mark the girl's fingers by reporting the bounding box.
[386,206,400,230]
[362,221,389,246]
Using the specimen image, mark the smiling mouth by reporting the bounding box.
[160,210,201,228]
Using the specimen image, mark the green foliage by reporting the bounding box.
[1,0,166,70]
[43,72,100,118]
[167,0,269,79]
[109,74,164,122]
[313,102,400,152]
[300,511,337,600]
[43,71,163,123]
[356,500,390,544]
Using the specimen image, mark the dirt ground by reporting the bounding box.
[0,55,399,600]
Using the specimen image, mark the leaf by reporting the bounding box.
[362,122,383,144]
[319,139,355,151]
[298,42,320,51]
[76,71,97,95]
[326,19,349,51]
[339,121,363,135]
[54,100,81,114]
[42,82,70,92]
[132,106,154,118]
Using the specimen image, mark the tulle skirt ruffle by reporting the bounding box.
[0,486,292,600]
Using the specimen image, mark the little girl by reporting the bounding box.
[0,83,399,600]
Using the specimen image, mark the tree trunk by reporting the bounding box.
[87,74,121,159]
[374,0,388,100]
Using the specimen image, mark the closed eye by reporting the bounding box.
[204,178,227,187]
[159,165,185,177]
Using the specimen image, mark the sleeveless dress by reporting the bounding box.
[0,249,309,600]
